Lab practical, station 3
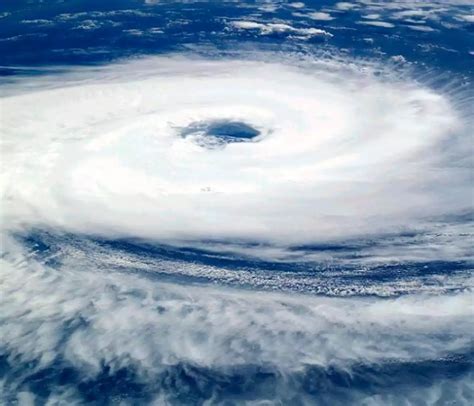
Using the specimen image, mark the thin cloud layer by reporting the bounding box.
[1,235,472,403]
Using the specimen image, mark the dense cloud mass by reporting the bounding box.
[2,56,471,246]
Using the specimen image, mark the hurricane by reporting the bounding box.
[1,0,473,405]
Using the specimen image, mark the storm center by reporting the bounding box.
[180,120,261,149]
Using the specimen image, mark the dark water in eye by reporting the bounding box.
[180,120,261,148]
[205,121,260,140]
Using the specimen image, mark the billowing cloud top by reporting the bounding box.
[2,56,471,251]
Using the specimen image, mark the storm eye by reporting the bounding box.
[180,120,261,149]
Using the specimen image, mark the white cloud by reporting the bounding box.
[456,14,474,23]
[358,20,396,28]
[407,24,436,32]
[392,9,433,19]
[308,12,334,21]
[73,19,102,30]
[1,55,470,250]
[1,235,472,399]
[335,2,358,11]
[362,13,381,20]
[231,20,265,30]
[21,19,53,25]
[231,20,332,37]
[123,28,144,36]
[390,54,407,63]
[288,2,305,9]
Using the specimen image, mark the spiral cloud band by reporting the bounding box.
[1,233,472,404]
[2,0,474,403]
[2,56,470,248]
[1,46,473,406]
